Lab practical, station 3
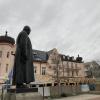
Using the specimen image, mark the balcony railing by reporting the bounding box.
[65,67,81,71]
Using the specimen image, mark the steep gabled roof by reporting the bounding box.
[32,49,83,63]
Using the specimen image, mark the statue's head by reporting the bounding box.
[23,25,31,35]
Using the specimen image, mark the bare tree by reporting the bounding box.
[51,54,61,83]
[49,54,62,96]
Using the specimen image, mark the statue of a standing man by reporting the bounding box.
[13,26,35,88]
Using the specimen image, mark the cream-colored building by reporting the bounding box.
[33,48,87,84]
[0,33,15,83]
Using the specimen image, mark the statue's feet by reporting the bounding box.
[16,83,30,89]
[16,83,26,88]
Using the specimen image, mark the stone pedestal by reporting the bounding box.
[4,88,42,100]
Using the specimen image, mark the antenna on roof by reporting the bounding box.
[78,54,79,57]
[5,31,8,36]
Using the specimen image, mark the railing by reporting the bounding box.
[0,82,45,100]
[0,84,12,100]
[65,67,81,71]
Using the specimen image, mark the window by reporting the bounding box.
[67,70,69,77]
[11,51,13,54]
[49,66,51,69]
[34,66,37,73]
[72,71,74,77]
[6,64,8,73]
[76,70,78,76]
[71,62,73,69]
[75,63,77,69]
[42,67,46,75]
[0,63,1,69]
[67,62,69,68]
[7,52,10,58]
[59,66,62,70]
[0,51,2,57]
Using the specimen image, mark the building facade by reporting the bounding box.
[0,33,15,83]
[0,34,91,85]
[33,48,87,84]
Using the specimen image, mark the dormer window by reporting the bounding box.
[63,55,65,59]
[33,52,37,55]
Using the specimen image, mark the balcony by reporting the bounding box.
[65,67,81,71]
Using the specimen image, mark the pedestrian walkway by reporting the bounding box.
[88,97,100,100]
[53,94,100,100]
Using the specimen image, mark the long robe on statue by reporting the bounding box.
[13,30,35,85]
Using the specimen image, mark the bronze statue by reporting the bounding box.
[13,26,35,88]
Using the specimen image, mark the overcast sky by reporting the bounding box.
[0,0,100,62]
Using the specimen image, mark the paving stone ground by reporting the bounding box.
[88,97,100,100]
[53,94,100,100]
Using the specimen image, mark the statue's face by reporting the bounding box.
[26,29,31,35]
[23,26,31,35]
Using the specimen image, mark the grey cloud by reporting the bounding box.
[0,0,100,61]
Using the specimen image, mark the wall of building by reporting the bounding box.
[0,43,15,83]
[33,48,86,83]
[33,61,52,83]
